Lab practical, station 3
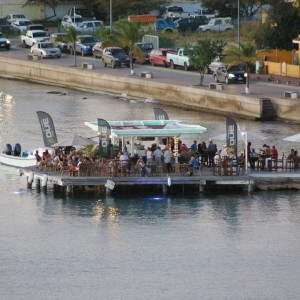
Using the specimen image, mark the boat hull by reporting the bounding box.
[0,153,36,168]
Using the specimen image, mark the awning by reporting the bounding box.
[84,120,207,138]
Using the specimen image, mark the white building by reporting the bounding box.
[0,0,78,21]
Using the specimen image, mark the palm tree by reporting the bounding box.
[224,41,257,94]
[112,19,146,75]
[55,27,78,66]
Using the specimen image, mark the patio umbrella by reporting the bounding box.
[283,133,300,142]
[51,134,98,147]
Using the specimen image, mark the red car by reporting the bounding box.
[149,48,172,67]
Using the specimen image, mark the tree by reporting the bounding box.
[189,39,226,86]
[55,27,78,66]
[201,0,268,18]
[112,19,146,75]
[224,41,256,94]
[23,0,59,19]
[96,0,170,22]
[254,1,300,50]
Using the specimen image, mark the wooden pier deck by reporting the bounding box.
[21,166,300,195]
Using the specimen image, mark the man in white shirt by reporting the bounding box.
[163,147,173,173]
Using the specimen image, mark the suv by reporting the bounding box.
[69,35,97,56]
[26,23,45,32]
[175,16,208,32]
[61,15,83,29]
[75,20,103,34]
[197,17,234,32]
[133,42,154,63]
[0,32,10,50]
[213,65,246,84]
[102,47,130,68]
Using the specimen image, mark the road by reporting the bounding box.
[2,38,300,100]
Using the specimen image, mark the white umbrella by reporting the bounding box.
[283,133,300,142]
[51,134,98,147]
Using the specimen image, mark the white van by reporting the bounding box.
[197,17,234,32]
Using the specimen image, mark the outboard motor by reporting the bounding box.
[13,143,21,156]
[5,144,12,155]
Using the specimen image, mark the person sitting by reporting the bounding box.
[13,143,21,156]
[189,155,200,175]
[136,157,150,177]
[294,151,300,169]
[249,148,258,169]
[237,152,245,172]
[5,144,12,155]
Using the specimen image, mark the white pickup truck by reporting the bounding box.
[166,48,193,71]
[21,30,49,47]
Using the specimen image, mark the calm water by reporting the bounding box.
[1,79,300,299]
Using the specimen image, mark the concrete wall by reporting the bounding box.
[0,57,299,122]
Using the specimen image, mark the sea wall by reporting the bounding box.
[0,57,299,122]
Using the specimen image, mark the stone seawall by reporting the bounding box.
[0,57,299,122]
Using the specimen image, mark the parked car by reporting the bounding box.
[133,42,154,63]
[5,13,26,24]
[102,47,130,68]
[26,23,46,32]
[208,54,226,73]
[11,19,33,33]
[175,16,207,32]
[0,32,10,50]
[149,48,172,67]
[69,35,97,56]
[92,41,105,58]
[30,41,61,59]
[213,65,247,84]
[75,20,103,34]
[67,7,95,20]
[61,15,83,29]
[197,17,234,32]
[49,33,69,53]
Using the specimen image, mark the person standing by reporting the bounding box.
[154,146,163,166]
[190,140,197,152]
[146,147,153,164]
[163,147,173,173]
[207,139,217,167]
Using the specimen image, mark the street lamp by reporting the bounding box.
[237,0,240,46]
[110,0,112,30]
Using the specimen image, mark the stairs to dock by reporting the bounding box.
[259,98,277,121]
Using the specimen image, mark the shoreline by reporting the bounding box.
[0,56,299,122]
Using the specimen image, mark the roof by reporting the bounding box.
[84,119,207,138]
[292,37,300,44]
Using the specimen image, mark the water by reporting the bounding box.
[1,78,300,299]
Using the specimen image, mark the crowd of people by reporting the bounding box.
[32,138,300,177]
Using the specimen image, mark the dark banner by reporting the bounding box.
[98,118,111,158]
[154,108,169,120]
[36,111,58,147]
[226,117,237,156]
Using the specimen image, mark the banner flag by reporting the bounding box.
[36,111,58,147]
[226,117,238,156]
[98,118,111,158]
[154,108,169,120]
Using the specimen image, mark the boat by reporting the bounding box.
[0,144,43,168]
[0,152,37,168]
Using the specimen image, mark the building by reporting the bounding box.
[0,0,77,21]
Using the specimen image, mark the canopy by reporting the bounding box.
[84,120,207,138]
[51,134,98,147]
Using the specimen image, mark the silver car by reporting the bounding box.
[30,41,61,58]
[75,20,103,34]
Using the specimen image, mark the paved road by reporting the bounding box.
[2,39,300,100]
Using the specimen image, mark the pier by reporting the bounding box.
[21,166,300,196]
